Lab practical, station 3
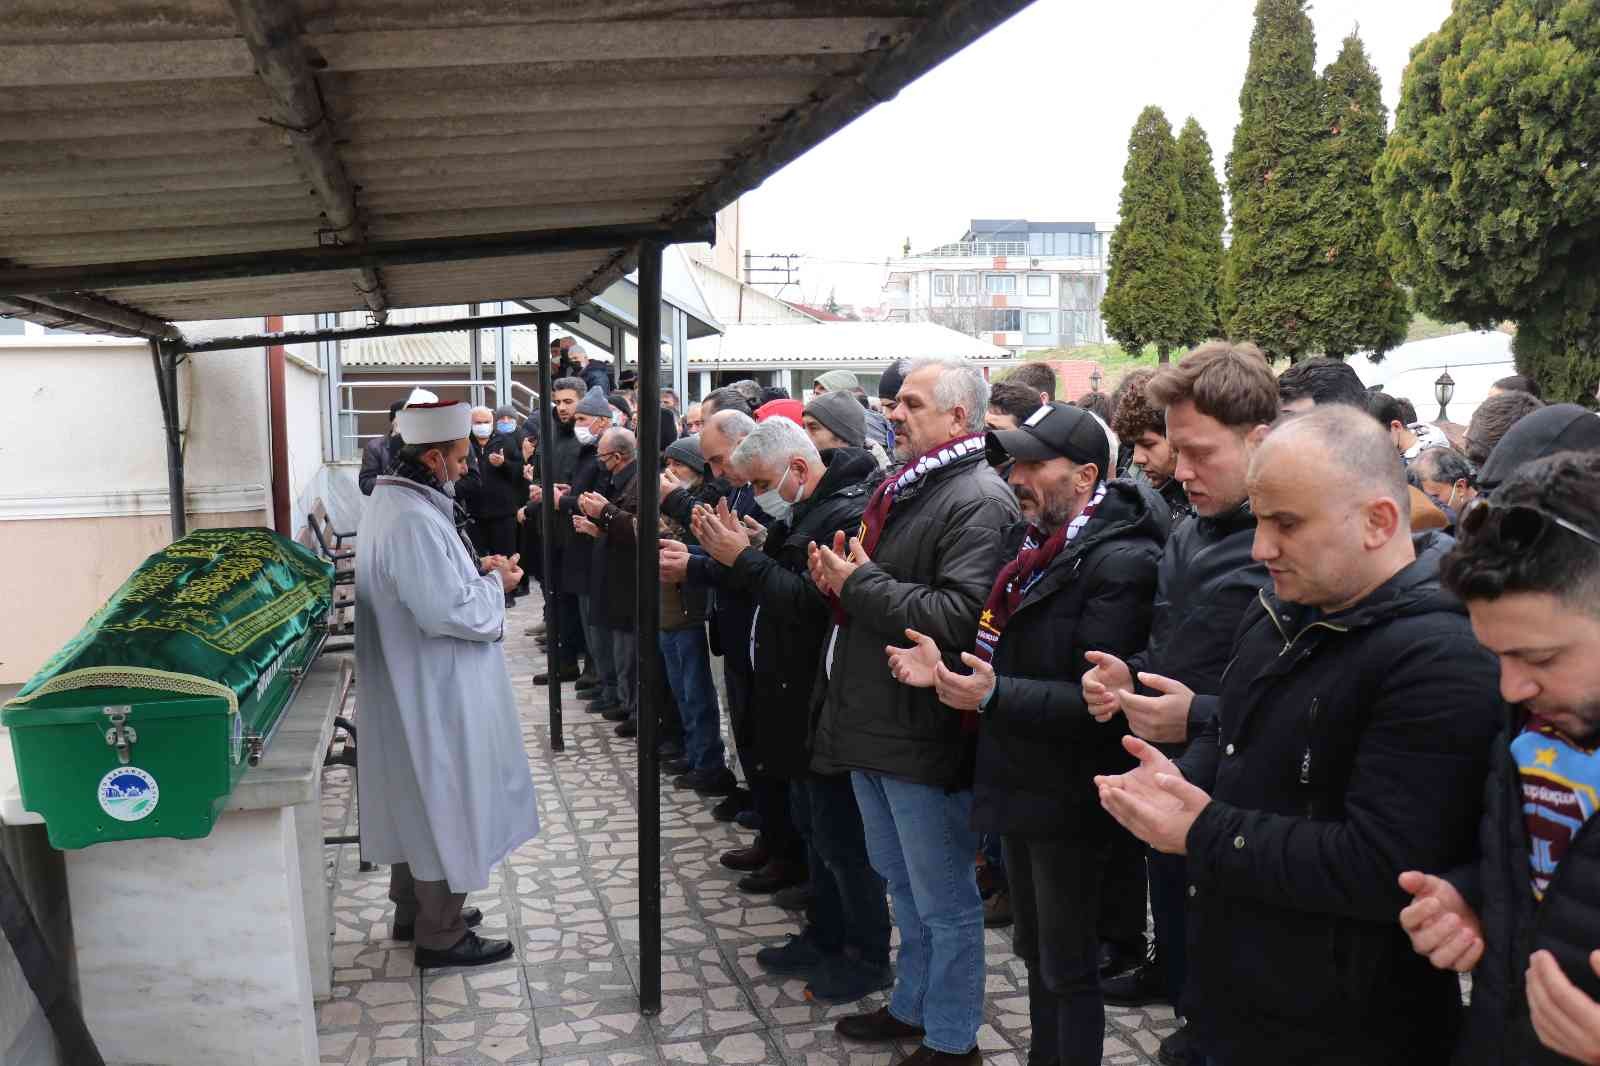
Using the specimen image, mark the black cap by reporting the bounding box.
[1479,404,1600,489]
[878,358,910,400]
[986,401,1111,480]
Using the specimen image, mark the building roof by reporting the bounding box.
[0,1,1031,340]
[686,320,1016,369]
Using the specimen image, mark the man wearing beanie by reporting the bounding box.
[804,390,866,449]
[813,369,861,396]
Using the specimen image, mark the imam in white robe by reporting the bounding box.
[355,475,540,892]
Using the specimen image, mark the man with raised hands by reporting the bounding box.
[1094,404,1501,1066]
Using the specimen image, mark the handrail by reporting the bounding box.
[337,377,542,446]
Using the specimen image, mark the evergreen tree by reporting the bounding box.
[1301,33,1408,360]
[1223,0,1323,361]
[1101,106,1206,363]
[1375,0,1600,404]
[1176,117,1226,339]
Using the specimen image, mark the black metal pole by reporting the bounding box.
[536,320,564,753]
[150,339,186,541]
[635,240,664,1016]
[175,308,579,355]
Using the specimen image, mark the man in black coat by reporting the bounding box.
[463,406,525,602]
[1098,405,1503,1066]
[1404,451,1600,1066]
[1084,343,1280,1061]
[890,402,1165,1066]
[693,419,890,1005]
[523,378,587,680]
[809,358,1019,1066]
[360,400,405,495]
[553,391,614,699]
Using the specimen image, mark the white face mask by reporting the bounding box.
[471,423,492,439]
[575,425,596,446]
[755,464,803,522]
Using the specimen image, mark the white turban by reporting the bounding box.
[396,401,471,444]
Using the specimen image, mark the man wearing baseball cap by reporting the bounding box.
[886,401,1167,1065]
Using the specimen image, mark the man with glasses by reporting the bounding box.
[1403,451,1600,1066]
[1096,405,1503,1066]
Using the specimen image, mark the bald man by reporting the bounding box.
[1096,405,1502,1066]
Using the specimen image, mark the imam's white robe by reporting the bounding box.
[355,475,539,891]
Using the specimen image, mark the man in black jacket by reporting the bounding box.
[554,390,614,701]
[1084,343,1279,1061]
[890,402,1165,1065]
[809,357,1019,1066]
[692,419,891,1004]
[1404,451,1600,1066]
[360,400,405,495]
[523,379,587,681]
[1111,368,1194,529]
[463,406,525,603]
[1097,405,1502,1066]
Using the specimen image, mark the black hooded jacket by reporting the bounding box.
[971,479,1167,836]
[1176,534,1503,1066]
[725,448,878,778]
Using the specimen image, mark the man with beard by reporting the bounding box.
[887,401,1165,1065]
[1096,405,1502,1066]
[1404,451,1600,1066]
[522,377,587,675]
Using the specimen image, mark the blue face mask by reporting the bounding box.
[496,420,515,434]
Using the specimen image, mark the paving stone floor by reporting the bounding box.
[318,594,1175,1065]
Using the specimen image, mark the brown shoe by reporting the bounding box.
[834,1006,926,1043]
[900,1046,979,1065]
[719,842,769,872]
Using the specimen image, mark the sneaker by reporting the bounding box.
[755,930,826,976]
[773,882,813,910]
[1102,954,1168,1007]
[1158,1022,1195,1066]
[983,890,1013,928]
[805,952,893,1005]
[711,788,751,822]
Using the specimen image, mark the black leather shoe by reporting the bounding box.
[835,1006,925,1043]
[739,859,808,894]
[414,930,513,969]
[1099,939,1149,979]
[685,766,738,796]
[614,716,637,738]
[720,842,770,872]
[1102,956,1168,1006]
[393,907,482,943]
[774,882,813,910]
[533,664,580,685]
[601,706,632,722]
[711,788,751,822]
[662,757,691,776]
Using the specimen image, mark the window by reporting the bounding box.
[1026,312,1053,335]
[1026,274,1051,297]
[1029,232,1046,256]
[984,274,1017,295]
[985,309,1022,332]
[933,273,953,296]
[958,273,978,296]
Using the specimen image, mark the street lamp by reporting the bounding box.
[1435,367,1455,422]
[1089,367,1103,393]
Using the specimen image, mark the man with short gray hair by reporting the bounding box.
[808,356,1018,1064]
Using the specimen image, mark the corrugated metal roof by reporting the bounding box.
[0,1,1032,339]
[686,321,1018,368]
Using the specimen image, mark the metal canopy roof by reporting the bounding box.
[0,0,1029,341]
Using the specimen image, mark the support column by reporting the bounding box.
[536,319,563,753]
[669,306,690,415]
[150,340,186,541]
[635,240,664,1017]
[696,371,711,402]
[468,302,485,408]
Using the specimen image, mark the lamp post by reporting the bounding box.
[1089,366,1103,393]
[1435,367,1455,423]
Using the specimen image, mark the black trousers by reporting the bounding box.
[1006,831,1111,1066]
[1098,824,1148,952]
[793,773,891,964]
[474,512,518,561]
[1150,848,1189,1011]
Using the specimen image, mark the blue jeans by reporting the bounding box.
[657,627,724,771]
[851,772,984,1055]
[577,596,616,703]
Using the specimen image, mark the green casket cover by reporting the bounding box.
[6,528,334,718]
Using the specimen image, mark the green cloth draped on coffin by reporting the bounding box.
[8,528,334,716]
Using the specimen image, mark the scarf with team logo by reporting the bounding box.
[974,483,1106,663]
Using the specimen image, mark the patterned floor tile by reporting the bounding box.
[533,998,653,1055]
[524,958,637,1008]
[425,1011,540,1065]
[539,1046,661,1066]
[318,1020,424,1066]
[423,966,529,1021]
[656,1030,783,1065]
[770,1022,902,1066]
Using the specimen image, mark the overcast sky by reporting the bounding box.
[740,0,1454,308]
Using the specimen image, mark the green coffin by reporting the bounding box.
[1,528,334,849]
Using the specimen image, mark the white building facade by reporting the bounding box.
[883,219,1115,354]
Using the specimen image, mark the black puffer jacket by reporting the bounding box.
[465,431,525,518]
[1450,708,1600,1066]
[1177,534,1503,1066]
[542,418,583,555]
[810,446,1019,788]
[971,480,1166,836]
[1128,501,1270,745]
[556,443,604,596]
[725,449,877,779]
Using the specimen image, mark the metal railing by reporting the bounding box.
[336,378,541,456]
[912,241,1030,258]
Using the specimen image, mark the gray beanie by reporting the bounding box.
[806,390,866,448]
[815,369,860,393]
[493,404,517,419]
[575,385,612,417]
[663,434,706,474]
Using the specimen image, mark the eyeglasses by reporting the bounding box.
[1457,497,1600,551]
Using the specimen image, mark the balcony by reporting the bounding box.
[912,241,1030,258]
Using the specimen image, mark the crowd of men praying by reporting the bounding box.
[365,339,1600,1066]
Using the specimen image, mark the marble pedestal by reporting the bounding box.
[64,654,349,1066]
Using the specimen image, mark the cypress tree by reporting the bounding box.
[1101,106,1205,363]
[1301,33,1408,360]
[1375,0,1600,403]
[1176,117,1226,339]
[1223,0,1323,361]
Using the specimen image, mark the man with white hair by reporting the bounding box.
[357,401,540,968]
[693,417,891,1003]
[808,357,1020,1065]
